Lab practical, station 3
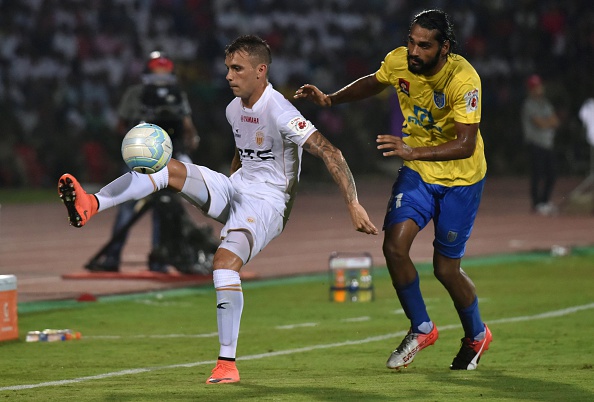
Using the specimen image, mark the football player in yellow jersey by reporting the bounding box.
[295,9,492,370]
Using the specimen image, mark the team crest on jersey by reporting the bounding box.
[288,117,310,136]
[255,131,264,147]
[464,89,479,113]
[433,91,446,109]
[398,78,410,96]
[246,217,255,224]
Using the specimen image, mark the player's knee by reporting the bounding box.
[433,254,461,284]
[218,230,253,265]
[382,238,408,262]
[433,265,451,284]
[165,159,188,191]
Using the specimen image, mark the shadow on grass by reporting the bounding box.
[428,368,594,401]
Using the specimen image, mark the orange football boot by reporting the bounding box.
[206,360,240,384]
[57,174,98,228]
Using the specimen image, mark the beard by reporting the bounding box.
[407,49,442,75]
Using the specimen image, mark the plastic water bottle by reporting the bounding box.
[358,269,373,302]
[26,329,82,342]
[332,269,346,302]
[348,275,360,302]
[25,331,41,342]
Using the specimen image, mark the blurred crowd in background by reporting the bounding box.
[1,0,593,188]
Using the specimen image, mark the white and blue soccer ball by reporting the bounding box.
[121,123,173,174]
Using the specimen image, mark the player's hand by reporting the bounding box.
[347,202,378,235]
[376,135,414,160]
[294,84,332,107]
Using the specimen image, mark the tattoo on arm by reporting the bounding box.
[303,132,357,204]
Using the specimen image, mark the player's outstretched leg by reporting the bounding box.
[58,174,98,228]
[450,324,492,370]
[206,359,240,384]
[386,324,438,369]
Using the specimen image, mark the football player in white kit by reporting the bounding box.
[57,35,378,384]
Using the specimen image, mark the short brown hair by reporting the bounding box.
[225,35,272,66]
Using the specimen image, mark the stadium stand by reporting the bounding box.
[0,0,593,187]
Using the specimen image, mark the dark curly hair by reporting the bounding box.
[410,9,458,56]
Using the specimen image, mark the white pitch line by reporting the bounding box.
[276,322,318,329]
[84,333,219,340]
[1,302,593,392]
[341,316,371,322]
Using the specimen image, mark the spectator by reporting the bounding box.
[0,1,593,185]
[521,74,560,215]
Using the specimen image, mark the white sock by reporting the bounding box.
[95,168,169,211]
[418,321,434,334]
[213,269,243,359]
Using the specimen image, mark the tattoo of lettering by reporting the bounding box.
[303,132,357,203]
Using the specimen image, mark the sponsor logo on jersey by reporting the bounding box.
[464,89,479,113]
[399,78,410,96]
[407,105,442,134]
[433,91,445,109]
[241,115,259,124]
[288,117,310,136]
[255,131,264,146]
[237,147,274,160]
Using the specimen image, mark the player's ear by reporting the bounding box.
[440,40,450,58]
[257,63,267,79]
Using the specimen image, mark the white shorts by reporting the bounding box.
[196,166,285,262]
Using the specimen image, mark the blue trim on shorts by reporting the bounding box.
[383,166,485,258]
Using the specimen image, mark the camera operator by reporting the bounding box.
[86,51,201,273]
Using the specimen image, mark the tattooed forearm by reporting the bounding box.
[303,131,358,204]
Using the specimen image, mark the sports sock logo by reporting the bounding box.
[217,302,229,309]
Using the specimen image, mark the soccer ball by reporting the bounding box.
[121,123,173,174]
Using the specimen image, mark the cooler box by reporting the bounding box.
[329,252,374,302]
[0,275,18,341]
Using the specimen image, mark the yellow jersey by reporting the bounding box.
[375,46,487,186]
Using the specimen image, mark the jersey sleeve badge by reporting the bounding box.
[464,89,479,113]
[287,117,311,137]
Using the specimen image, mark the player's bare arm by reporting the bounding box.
[230,147,241,175]
[377,122,479,161]
[303,131,378,235]
[294,74,388,107]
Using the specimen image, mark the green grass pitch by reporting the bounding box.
[1,248,593,401]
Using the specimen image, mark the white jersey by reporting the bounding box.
[225,83,317,215]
